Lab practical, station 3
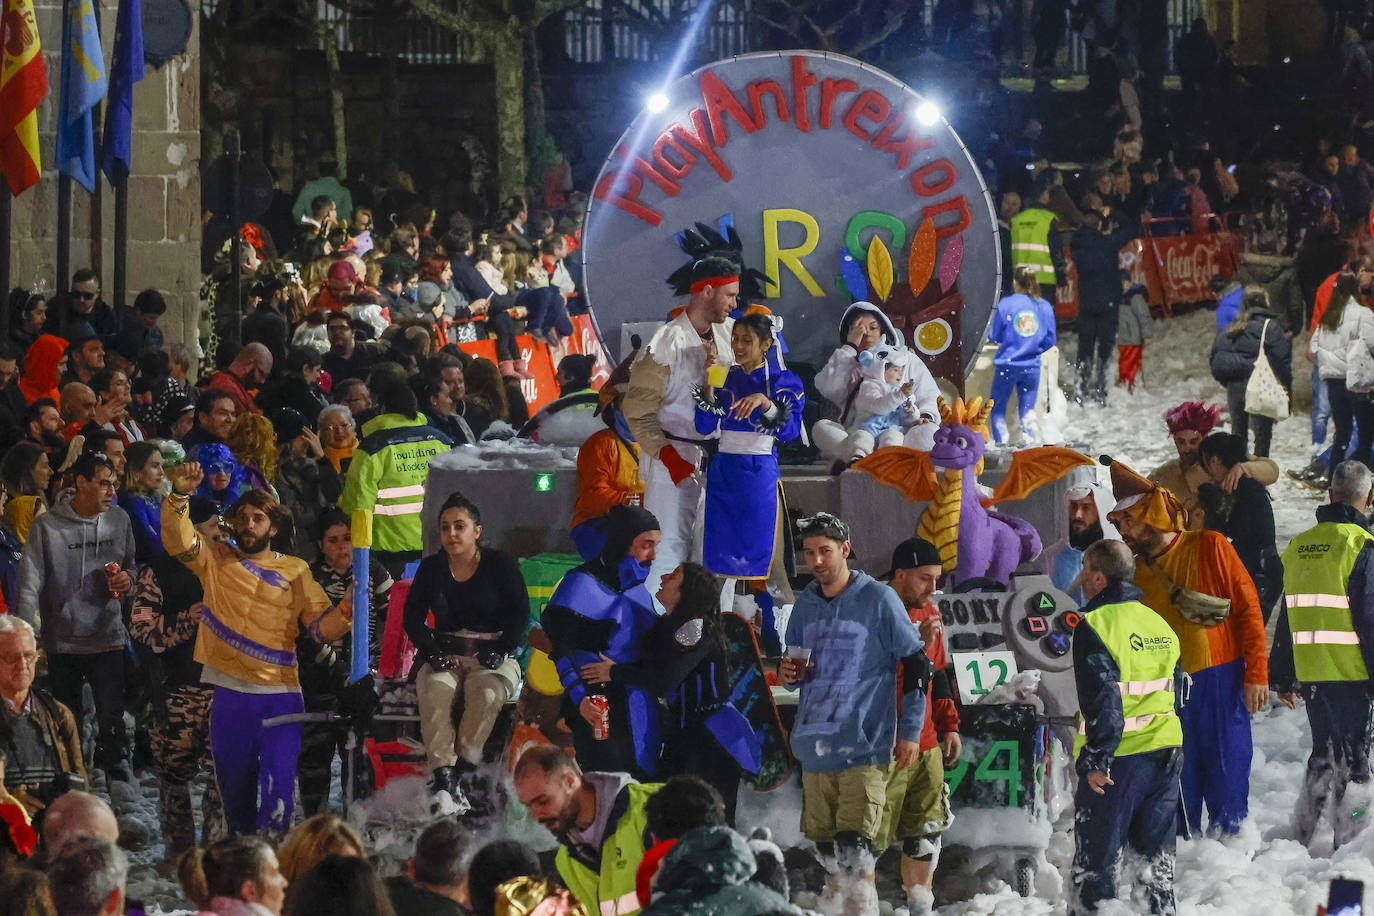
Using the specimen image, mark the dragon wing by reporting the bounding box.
[984,446,1094,506]
[852,446,939,502]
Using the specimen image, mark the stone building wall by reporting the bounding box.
[10,0,202,352]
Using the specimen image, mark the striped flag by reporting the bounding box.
[55,0,106,193]
[0,0,48,194]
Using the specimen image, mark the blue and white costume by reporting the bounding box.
[693,362,805,579]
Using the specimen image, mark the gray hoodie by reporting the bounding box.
[14,494,135,654]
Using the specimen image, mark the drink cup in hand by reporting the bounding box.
[784,647,813,683]
[707,364,729,388]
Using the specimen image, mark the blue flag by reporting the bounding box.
[55,0,108,193]
[100,0,144,184]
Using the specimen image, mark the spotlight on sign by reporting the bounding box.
[646,92,670,113]
[914,101,941,126]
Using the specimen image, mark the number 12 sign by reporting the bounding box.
[950,651,1018,705]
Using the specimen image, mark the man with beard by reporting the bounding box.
[878,537,960,916]
[541,506,661,779]
[1104,457,1267,839]
[623,255,737,594]
[513,744,659,916]
[24,398,67,464]
[162,459,353,836]
[205,343,273,417]
[1150,401,1277,529]
[1041,479,1119,601]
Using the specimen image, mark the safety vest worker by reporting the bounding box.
[1273,477,1374,850]
[1070,540,1184,916]
[1010,207,1060,287]
[340,380,453,575]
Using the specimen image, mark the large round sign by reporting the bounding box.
[583,50,1000,377]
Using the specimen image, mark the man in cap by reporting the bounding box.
[1149,401,1278,528]
[1071,539,1184,914]
[1105,456,1267,838]
[1272,460,1374,849]
[779,512,930,900]
[1041,475,1119,601]
[622,255,737,594]
[878,537,959,916]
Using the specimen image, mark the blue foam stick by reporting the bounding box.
[350,546,369,683]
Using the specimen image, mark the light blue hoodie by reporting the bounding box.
[785,569,925,772]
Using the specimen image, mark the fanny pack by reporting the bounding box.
[1145,557,1231,627]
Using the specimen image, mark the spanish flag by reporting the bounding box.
[0,0,48,195]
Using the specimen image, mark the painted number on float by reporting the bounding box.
[950,651,1018,704]
[943,739,1021,808]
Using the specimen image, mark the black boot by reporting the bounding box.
[429,765,458,796]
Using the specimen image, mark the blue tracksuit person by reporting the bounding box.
[1071,540,1184,916]
[988,266,1057,444]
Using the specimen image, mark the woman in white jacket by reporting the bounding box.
[1309,272,1374,474]
[812,302,941,468]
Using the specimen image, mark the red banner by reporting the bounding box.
[545,314,614,390]
[458,318,612,416]
[456,336,559,415]
[1054,230,1242,320]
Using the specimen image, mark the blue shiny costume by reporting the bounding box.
[542,546,661,778]
[693,362,804,579]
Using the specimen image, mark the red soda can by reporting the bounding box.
[588,696,610,740]
[105,562,123,600]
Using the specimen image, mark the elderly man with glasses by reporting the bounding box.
[0,615,89,815]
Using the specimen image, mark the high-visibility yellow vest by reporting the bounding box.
[1011,208,1058,285]
[1281,521,1374,683]
[556,782,659,916]
[1074,600,1183,760]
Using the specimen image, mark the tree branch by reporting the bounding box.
[843,5,909,57]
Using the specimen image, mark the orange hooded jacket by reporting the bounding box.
[19,335,68,405]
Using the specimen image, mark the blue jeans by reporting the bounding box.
[1312,364,1330,448]
[989,363,1040,444]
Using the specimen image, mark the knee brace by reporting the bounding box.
[902,833,941,861]
[832,830,874,874]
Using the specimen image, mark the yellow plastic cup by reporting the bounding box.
[707,364,729,388]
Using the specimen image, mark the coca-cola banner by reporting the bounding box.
[1054,231,1242,319]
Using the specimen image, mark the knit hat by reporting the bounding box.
[328,260,359,283]
[597,504,660,567]
[1102,455,1186,533]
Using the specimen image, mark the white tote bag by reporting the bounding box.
[1348,334,1374,394]
[1245,319,1290,421]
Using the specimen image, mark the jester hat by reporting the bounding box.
[1101,455,1187,534]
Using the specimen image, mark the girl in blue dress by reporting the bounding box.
[693,313,805,580]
